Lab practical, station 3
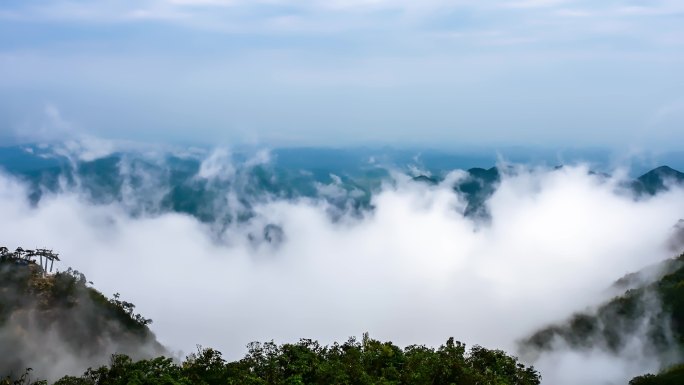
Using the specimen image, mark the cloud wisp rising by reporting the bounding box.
[1,147,683,383]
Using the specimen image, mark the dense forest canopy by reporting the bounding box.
[15,336,541,385]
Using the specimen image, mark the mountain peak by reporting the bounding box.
[633,165,684,195]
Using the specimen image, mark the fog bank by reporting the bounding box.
[1,151,683,384]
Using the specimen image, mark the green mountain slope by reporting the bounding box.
[0,248,166,381]
[629,364,684,385]
[520,252,684,383]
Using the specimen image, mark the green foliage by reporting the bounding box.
[53,355,190,385]
[47,336,540,385]
[0,256,163,380]
[522,253,684,355]
[655,255,684,347]
[629,364,684,385]
[1,259,539,385]
[109,293,153,328]
[0,258,153,334]
[520,253,684,384]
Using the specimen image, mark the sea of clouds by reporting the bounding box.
[1,139,684,384]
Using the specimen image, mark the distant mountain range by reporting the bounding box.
[2,145,683,230]
[2,144,684,383]
[414,164,684,220]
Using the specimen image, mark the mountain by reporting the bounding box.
[455,167,501,219]
[0,247,166,382]
[1,145,683,229]
[520,252,684,383]
[632,166,684,196]
[629,364,684,385]
[0,246,541,385]
[0,146,64,173]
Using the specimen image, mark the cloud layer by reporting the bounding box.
[2,149,683,383]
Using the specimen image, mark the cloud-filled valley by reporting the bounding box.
[2,143,684,384]
[3,0,684,382]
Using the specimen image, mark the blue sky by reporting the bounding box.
[0,0,683,149]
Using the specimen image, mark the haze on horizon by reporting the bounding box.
[1,0,683,150]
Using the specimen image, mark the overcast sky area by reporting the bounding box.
[0,0,683,149]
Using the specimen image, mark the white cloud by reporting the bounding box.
[197,148,236,180]
[12,104,152,162]
[1,160,683,384]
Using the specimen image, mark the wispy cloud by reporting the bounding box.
[2,147,684,384]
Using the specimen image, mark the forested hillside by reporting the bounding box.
[0,246,540,384]
[0,247,165,381]
[522,252,684,384]
[5,248,684,384]
[8,336,541,385]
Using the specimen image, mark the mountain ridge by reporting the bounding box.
[0,247,166,381]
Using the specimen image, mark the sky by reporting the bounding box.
[3,4,684,382]
[0,0,683,148]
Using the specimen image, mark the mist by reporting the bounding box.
[1,145,684,384]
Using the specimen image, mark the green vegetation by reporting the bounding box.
[522,253,684,354]
[0,252,164,380]
[0,258,154,337]
[624,254,684,385]
[7,244,684,384]
[629,364,684,385]
[47,335,539,385]
[1,247,539,385]
[521,252,684,384]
